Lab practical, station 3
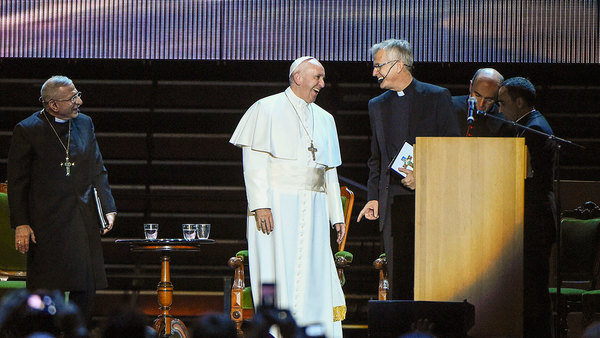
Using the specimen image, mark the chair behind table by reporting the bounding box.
[0,183,27,294]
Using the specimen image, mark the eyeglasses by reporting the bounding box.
[51,91,82,104]
[373,60,399,70]
[472,91,496,105]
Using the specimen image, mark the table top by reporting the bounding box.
[115,238,215,252]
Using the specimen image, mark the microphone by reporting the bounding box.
[377,61,400,84]
[467,97,476,125]
[377,67,393,84]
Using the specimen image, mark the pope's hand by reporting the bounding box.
[254,208,274,234]
[334,223,345,244]
[357,200,379,222]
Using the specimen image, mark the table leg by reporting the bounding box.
[154,254,189,337]
[158,255,173,335]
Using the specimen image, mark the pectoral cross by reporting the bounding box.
[61,156,75,176]
[308,142,318,161]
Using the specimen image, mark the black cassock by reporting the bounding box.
[8,110,116,292]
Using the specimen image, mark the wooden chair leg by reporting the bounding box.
[228,256,245,335]
[373,256,388,300]
[335,255,351,286]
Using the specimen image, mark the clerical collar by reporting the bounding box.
[42,110,68,123]
[285,87,311,109]
[396,79,415,97]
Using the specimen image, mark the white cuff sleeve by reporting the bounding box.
[242,146,271,212]
[325,167,345,227]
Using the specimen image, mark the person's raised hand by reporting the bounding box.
[357,200,379,222]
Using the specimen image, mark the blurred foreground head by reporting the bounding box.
[101,305,157,338]
[0,289,87,337]
[191,312,237,338]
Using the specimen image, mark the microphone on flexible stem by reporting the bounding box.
[467,96,476,125]
[465,97,477,137]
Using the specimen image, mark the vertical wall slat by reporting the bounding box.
[0,0,596,62]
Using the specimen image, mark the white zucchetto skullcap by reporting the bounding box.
[289,56,316,78]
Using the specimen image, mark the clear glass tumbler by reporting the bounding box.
[182,224,197,241]
[196,224,210,239]
[143,223,158,239]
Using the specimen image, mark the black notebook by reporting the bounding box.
[93,187,109,230]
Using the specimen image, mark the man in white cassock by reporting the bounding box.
[230,56,346,337]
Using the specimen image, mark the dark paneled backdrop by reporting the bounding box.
[0,57,598,321]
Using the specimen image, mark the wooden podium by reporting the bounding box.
[413,137,527,337]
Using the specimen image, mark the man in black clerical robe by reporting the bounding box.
[357,39,459,300]
[8,76,116,325]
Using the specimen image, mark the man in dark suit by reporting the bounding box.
[357,39,459,300]
[8,75,117,325]
[452,68,510,137]
[498,77,556,337]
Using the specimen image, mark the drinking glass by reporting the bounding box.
[143,223,158,240]
[182,224,197,241]
[196,224,210,239]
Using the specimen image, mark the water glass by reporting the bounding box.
[196,224,210,239]
[182,224,197,241]
[143,223,158,240]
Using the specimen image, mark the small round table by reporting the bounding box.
[116,238,215,337]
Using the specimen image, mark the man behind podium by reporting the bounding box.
[498,77,556,337]
[452,68,509,137]
[357,39,459,300]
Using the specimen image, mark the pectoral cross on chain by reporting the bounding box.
[61,156,75,176]
[308,142,318,161]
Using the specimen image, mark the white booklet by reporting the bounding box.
[389,142,414,177]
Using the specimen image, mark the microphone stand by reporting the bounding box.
[477,110,584,337]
